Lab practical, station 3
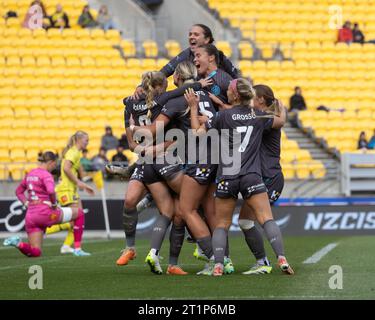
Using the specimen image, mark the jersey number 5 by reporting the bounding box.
[198,101,214,119]
[236,126,253,152]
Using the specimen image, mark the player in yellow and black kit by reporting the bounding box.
[46,131,95,256]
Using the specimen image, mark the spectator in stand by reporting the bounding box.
[91,147,108,174]
[49,4,70,29]
[367,129,375,149]
[78,5,98,29]
[101,126,119,151]
[111,145,129,164]
[118,133,130,150]
[4,10,18,21]
[289,86,307,112]
[358,132,368,150]
[97,5,116,31]
[352,23,365,44]
[80,149,93,172]
[338,21,353,43]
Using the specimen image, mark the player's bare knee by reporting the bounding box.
[124,196,138,210]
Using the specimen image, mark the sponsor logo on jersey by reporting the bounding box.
[211,84,221,96]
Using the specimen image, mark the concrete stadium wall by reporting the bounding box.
[88,0,156,47]
[153,0,236,48]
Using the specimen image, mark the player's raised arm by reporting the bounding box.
[271,100,287,129]
[184,88,207,135]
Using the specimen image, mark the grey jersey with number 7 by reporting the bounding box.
[206,106,273,179]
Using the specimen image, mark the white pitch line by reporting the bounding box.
[303,243,338,264]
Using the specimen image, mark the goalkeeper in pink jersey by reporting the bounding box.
[3,151,87,257]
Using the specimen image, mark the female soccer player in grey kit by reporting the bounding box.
[118,71,202,274]
[132,61,218,276]
[186,78,294,276]
[239,84,287,275]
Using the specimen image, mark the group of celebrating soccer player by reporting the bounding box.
[116,24,294,276]
[4,23,294,276]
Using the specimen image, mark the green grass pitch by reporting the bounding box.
[1,235,374,299]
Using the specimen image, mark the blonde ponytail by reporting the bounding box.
[62,130,88,158]
[141,71,166,120]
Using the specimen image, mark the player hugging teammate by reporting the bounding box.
[115,24,294,276]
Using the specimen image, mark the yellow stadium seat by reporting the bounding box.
[51,57,66,67]
[81,57,96,67]
[47,28,63,39]
[165,40,181,58]
[142,40,158,58]
[282,164,295,180]
[216,41,232,58]
[105,29,121,43]
[13,107,29,118]
[36,56,50,67]
[8,164,25,181]
[296,164,311,179]
[26,149,41,162]
[121,40,136,57]
[21,56,36,67]
[32,28,47,39]
[18,28,33,38]
[62,29,77,39]
[0,106,14,117]
[0,165,9,181]
[6,56,21,67]
[75,28,91,39]
[238,41,254,59]
[295,150,311,162]
[10,149,26,162]
[0,149,10,162]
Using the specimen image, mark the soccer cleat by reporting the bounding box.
[278,256,294,275]
[105,163,135,178]
[213,263,224,276]
[73,248,91,256]
[60,245,74,254]
[166,265,188,275]
[243,263,273,275]
[136,193,153,212]
[145,251,163,275]
[196,261,214,276]
[224,257,235,274]
[3,236,21,247]
[116,248,137,266]
[193,245,209,263]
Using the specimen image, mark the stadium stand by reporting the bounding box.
[0,0,142,180]
[207,0,375,163]
[0,0,341,181]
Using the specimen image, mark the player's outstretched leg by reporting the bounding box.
[4,235,42,258]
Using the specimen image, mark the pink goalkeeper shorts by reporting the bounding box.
[25,204,63,234]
